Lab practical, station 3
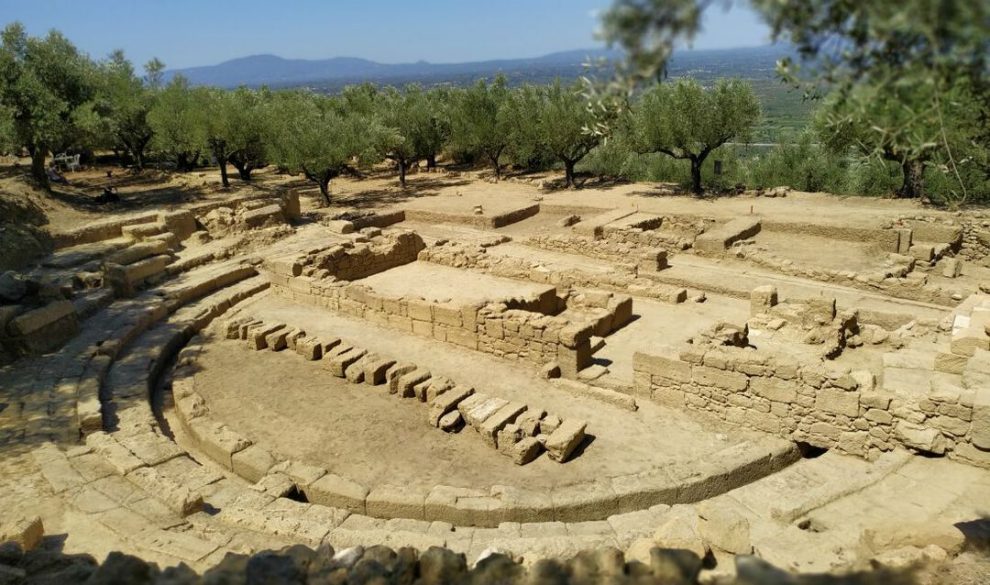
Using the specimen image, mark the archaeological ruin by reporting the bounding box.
[2,171,990,584]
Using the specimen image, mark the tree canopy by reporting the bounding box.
[630,78,760,194]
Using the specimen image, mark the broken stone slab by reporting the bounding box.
[295,337,323,360]
[248,322,286,350]
[545,419,587,462]
[362,355,397,386]
[0,516,44,551]
[344,356,369,383]
[510,437,543,465]
[479,402,528,447]
[327,347,368,378]
[238,319,263,340]
[422,376,455,402]
[396,368,432,398]
[438,410,463,433]
[385,362,417,394]
[894,421,947,455]
[428,385,474,426]
[126,467,203,516]
[265,327,293,351]
[460,395,509,428]
[697,500,752,554]
[695,217,761,254]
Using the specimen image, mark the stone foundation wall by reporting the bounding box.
[405,204,539,229]
[269,278,593,376]
[633,346,987,468]
[419,242,687,304]
[266,231,426,282]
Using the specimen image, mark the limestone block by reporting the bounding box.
[188,418,252,470]
[510,437,543,465]
[242,204,285,228]
[365,485,426,520]
[325,220,355,234]
[362,354,397,385]
[972,388,990,450]
[479,402,528,447]
[750,285,778,315]
[248,322,286,350]
[296,337,323,360]
[265,327,292,351]
[653,505,708,559]
[438,410,463,432]
[395,368,431,398]
[386,362,417,393]
[231,444,276,483]
[429,385,474,426]
[545,419,587,462]
[0,516,44,551]
[697,501,751,554]
[692,365,747,392]
[460,395,509,428]
[950,327,990,357]
[895,228,913,254]
[6,300,79,353]
[694,217,761,253]
[304,473,368,514]
[934,351,968,374]
[942,258,962,278]
[160,210,197,240]
[909,244,935,262]
[894,421,947,455]
[815,388,860,417]
[344,356,368,383]
[126,467,203,516]
[328,347,368,377]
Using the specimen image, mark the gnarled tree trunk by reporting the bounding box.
[28,144,48,188]
[897,159,926,199]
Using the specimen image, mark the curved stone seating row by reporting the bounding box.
[38,254,795,564]
[167,314,800,529]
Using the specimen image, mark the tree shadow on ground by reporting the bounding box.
[336,177,473,210]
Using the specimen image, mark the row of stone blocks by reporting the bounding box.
[224,315,588,467]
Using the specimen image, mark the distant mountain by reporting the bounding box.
[165,44,794,90]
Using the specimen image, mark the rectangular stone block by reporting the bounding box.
[429,386,474,426]
[304,473,369,514]
[479,402,528,447]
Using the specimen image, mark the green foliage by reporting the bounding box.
[0,22,98,185]
[745,132,844,193]
[375,84,449,186]
[148,76,208,171]
[449,76,516,179]
[629,78,761,194]
[265,91,384,205]
[90,49,156,167]
[529,80,602,186]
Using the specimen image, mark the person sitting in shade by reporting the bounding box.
[46,163,69,185]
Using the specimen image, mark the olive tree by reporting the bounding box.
[449,76,515,180]
[0,23,96,187]
[266,92,383,206]
[377,85,452,187]
[92,50,157,169]
[630,78,760,194]
[600,0,990,201]
[532,81,602,188]
[148,76,207,171]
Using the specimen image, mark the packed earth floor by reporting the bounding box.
[1,162,990,584]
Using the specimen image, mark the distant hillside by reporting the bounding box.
[166,44,795,90]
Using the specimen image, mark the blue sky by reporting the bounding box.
[2,1,771,69]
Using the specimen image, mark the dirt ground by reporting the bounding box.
[188,293,775,491]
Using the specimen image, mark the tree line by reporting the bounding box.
[2,0,988,205]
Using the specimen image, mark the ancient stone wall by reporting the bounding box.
[633,346,986,468]
[405,204,539,229]
[268,277,594,376]
[266,231,426,282]
[419,242,687,304]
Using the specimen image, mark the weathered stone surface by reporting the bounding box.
[545,419,587,462]
[697,500,751,554]
[429,386,474,426]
